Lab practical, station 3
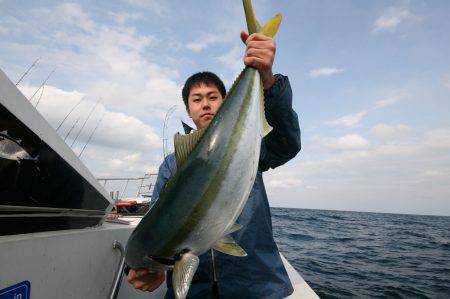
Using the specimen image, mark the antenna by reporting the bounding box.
[56,96,86,132]
[16,57,40,86]
[29,67,56,102]
[70,98,101,148]
[78,113,106,158]
[64,117,80,141]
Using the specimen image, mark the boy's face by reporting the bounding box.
[187,83,223,130]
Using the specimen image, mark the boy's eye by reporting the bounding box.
[211,96,217,100]
[193,98,200,102]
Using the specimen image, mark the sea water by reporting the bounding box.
[271,208,450,298]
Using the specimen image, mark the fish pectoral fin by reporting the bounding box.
[174,128,206,169]
[213,241,247,257]
[173,252,200,299]
[219,235,236,244]
[225,223,243,234]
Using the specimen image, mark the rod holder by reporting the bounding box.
[108,240,126,299]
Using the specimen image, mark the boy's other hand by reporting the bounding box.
[127,268,165,292]
[240,31,276,89]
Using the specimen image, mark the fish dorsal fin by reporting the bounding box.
[174,128,206,169]
[173,252,199,299]
[214,238,247,257]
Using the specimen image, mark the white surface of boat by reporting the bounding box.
[0,215,318,298]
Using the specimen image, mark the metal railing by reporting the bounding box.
[97,173,157,200]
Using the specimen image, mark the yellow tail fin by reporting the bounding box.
[243,0,282,136]
[243,0,282,37]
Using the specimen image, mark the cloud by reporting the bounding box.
[442,74,450,90]
[309,67,344,78]
[325,111,367,127]
[369,123,413,141]
[186,34,221,52]
[19,84,161,153]
[120,0,169,16]
[311,134,370,151]
[31,3,96,33]
[424,128,450,150]
[0,26,9,34]
[110,153,143,171]
[373,7,417,32]
[267,126,450,215]
[4,2,183,120]
[108,11,143,25]
[374,92,406,108]
[269,178,303,189]
[216,45,244,85]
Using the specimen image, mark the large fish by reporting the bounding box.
[125,1,282,298]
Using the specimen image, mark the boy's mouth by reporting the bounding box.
[201,113,214,118]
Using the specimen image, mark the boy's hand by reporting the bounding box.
[240,31,276,89]
[127,268,165,292]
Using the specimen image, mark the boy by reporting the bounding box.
[128,31,301,298]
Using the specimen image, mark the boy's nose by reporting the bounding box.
[201,99,211,110]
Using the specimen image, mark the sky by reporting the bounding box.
[1,0,449,216]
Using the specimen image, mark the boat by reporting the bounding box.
[0,68,318,298]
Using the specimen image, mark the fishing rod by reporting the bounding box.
[162,105,177,177]
[16,57,40,86]
[34,84,45,108]
[78,113,106,158]
[64,117,80,142]
[29,67,56,102]
[56,96,86,132]
[70,98,101,148]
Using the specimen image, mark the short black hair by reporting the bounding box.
[182,71,226,110]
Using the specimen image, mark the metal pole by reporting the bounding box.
[34,84,45,108]
[29,67,56,102]
[78,112,105,158]
[56,96,85,132]
[108,240,126,299]
[121,179,130,199]
[16,57,40,86]
[64,117,80,141]
[70,98,101,148]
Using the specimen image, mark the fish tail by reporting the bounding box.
[243,0,281,136]
[243,0,282,37]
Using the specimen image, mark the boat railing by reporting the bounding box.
[97,173,157,201]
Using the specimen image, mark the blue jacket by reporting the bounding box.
[152,74,301,299]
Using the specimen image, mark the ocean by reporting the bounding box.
[271,207,450,298]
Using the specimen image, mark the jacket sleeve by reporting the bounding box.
[151,155,176,201]
[259,74,301,172]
